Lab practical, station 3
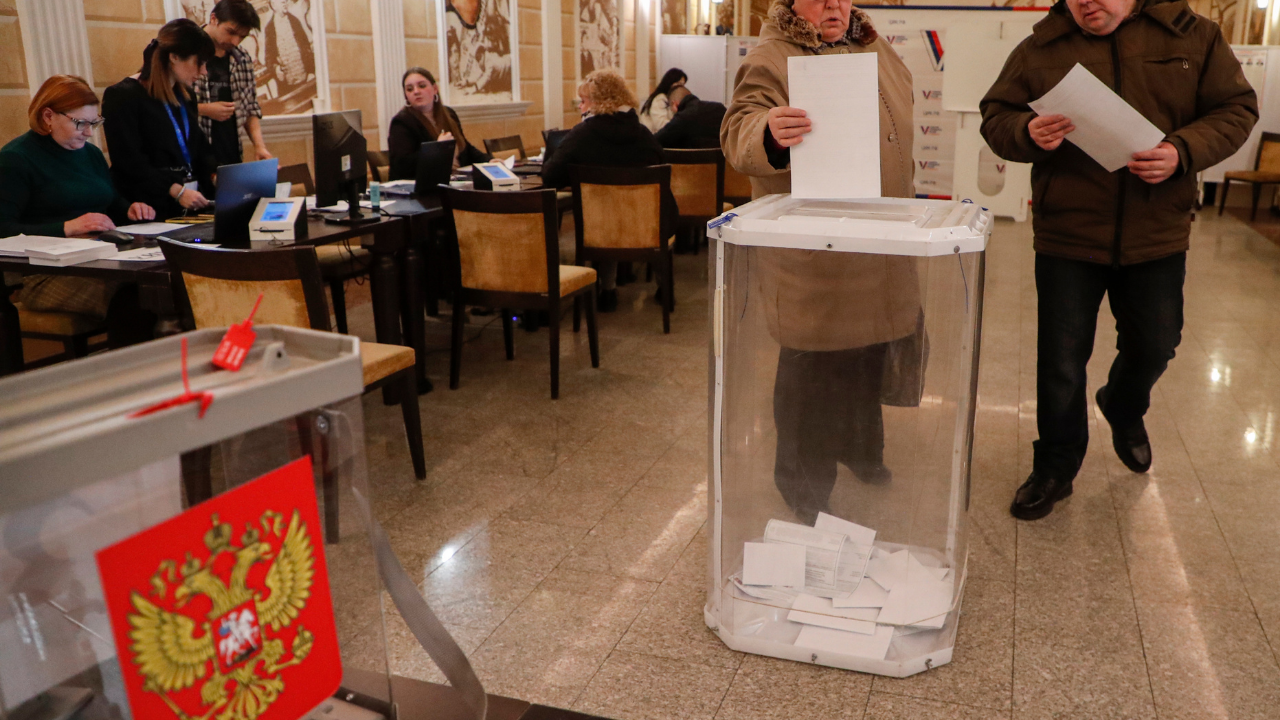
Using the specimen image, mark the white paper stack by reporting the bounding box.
[381,180,417,196]
[0,236,117,266]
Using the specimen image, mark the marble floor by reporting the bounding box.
[343,209,1280,720]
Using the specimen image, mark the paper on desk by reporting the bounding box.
[119,222,190,235]
[113,247,168,262]
[875,577,954,628]
[794,624,895,660]
[742,542,807,588]
[0,235,62,256]
[787,53,880,200]
[1029,63,1167,172]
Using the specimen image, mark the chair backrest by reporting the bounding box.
[1257,132,1280,174]
[368,150,391,182]
[543,129,570,161]
[663,148,725,219]
[158,238,331,332]
[723,163,752,204]
[484,135,527,162]
[416,139,457,196]
[278,163,316,196]
[570,165,670,254]
[441,188,558,294]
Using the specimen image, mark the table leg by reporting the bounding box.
[369,246,405,405]
[0,284,22,376]
[402,222,431,394]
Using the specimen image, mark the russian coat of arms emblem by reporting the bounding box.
[97,457,342,720]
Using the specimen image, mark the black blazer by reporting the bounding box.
[387,106,490,180]
[103,77,216,219]
[655,97,726,150]
[542,110,677,230]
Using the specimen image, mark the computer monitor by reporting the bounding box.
[415,139,456,196]
[313,110,369,223]
[214,158,279,246]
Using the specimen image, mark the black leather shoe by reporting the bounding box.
[848,461,892,485]
[1010,472,1073,520]
[1096,386,1152,473]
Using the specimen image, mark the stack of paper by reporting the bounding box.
[0,235,117,266]
[381,180,416,196]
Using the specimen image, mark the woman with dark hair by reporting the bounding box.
[387,67,490,180]
[103,18,217,219]
[639,67,687,133]
[1,76,158,347]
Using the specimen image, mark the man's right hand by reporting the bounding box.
[64,213,115,237]
[1028,114,1075,151]
[199,102,236,122]
[177,189,211,211]
[767,106,812,148]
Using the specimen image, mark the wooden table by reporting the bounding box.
[0,215,426,386]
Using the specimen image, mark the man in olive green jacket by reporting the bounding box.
[981,0,1256,520]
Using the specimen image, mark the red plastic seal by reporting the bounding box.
[212,293,264,371]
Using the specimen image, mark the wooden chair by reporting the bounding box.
[14,302,105,367]
[441,187,600,399]
[368,150,391,182]
[724,163,753,208]
[664,148,725,254]
[483,135,527,162]
[1219,132,1280,221]
[157,238,426,494]
[278,163,371,334]
[571,165,675,333]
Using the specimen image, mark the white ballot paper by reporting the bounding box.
[876,577,954,628]
[787,53,880,199]
[795,624,896,660]
[742,542,807,588]
[831,578,890,609]
[788,593,878,634]
[765,519,864,598]
[119,222,191,235]
[1028,63,1167,172]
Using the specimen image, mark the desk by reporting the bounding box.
[0,215,420,383]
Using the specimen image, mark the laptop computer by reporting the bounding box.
[415,139,456,196]
[163,159,278,246]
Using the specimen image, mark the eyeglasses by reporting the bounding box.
[59,112,105,132]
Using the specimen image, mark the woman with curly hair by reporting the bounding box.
[542,68,672,312]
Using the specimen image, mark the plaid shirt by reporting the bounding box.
[192,44,262,145]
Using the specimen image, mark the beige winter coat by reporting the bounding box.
[721,0,920,352]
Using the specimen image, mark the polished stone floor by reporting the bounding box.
[343,209,1280,720]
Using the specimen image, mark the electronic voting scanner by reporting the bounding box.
[472,162,521,191]
[249,197,308,243]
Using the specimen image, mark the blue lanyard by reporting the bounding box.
[164,102,192,168]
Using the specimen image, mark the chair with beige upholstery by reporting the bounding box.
[1219,132,1280,221]
[368,150,391,182]
[571,164,675,333]
[724,163,753,208]
[442,187,600,399]
[483,135,527,162]
[157,238,426,490]
[278,163,371,334]
[13,298,105,367]
[664,148,725,254]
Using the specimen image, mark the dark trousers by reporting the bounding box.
[774,343,887,515]
[1034,252,1185,481]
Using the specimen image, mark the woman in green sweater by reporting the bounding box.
[0,75,158,347]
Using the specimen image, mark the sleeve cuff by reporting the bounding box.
[763,125,790,171]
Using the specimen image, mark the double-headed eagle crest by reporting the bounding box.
[126,509,316,720]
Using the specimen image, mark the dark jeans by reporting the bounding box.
[1034,252,1185,481]
[774,343,887,516]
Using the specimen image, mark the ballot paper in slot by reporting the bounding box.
[1028,63,1168,172]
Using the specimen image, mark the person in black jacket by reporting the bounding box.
[103,19,217,220]
[655,87,726,150]
[543,69,675,312]
[388,67,490,180]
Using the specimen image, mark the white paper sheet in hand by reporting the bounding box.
[1028,63,1167,172]
[787,53,880,199]
[742,542,807,588]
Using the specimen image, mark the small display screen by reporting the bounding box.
[260,201,294,223]
[485,164,514,180]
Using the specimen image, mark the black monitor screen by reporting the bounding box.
[415,139,457,196]
[313,110,367,208]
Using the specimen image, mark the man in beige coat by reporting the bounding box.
[720,0,920,524]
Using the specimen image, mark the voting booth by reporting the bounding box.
[0,328,396,719]
[705,196,991,677]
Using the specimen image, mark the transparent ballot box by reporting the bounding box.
[706,196,991,677]
[0,328,394,719]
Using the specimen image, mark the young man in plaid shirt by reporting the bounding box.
[195,0,272,166]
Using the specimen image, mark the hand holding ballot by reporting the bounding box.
[767,106,811,148]
[1127,142,1180,184]
[1028,113,1074,152]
